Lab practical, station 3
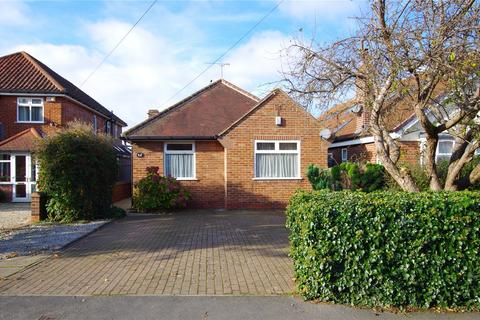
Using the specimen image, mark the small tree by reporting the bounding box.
[35,122,118,222]
[283,0,480,191]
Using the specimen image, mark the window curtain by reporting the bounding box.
[165,154,193,178]
[256,154,298,178]
[31,107,42,122]
[18,106,30,121]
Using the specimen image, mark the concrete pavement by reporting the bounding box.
[1,296,479,320]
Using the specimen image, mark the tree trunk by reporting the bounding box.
[424,136,443,190]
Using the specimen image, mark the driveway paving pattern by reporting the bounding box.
[0,210,293,296]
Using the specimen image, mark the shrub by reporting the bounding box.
[36,122,118,222]
[133,166,190,212]
[307,164,331,190]
[286,190,480,309]
[0,189,6,203]
[307,162,385,192]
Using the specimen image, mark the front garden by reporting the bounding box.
[285,161,480,310]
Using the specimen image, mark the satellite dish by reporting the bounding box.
[350,104,362,114]
[320,128,332,140]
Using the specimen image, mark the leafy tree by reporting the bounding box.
[283,0,480,191]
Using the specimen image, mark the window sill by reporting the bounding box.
[16,121,45,124]
[175,178,198,181]
[252,177,303,181]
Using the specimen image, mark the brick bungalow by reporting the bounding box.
[319,90,478,167]
[124,80,328,209]
[0,51,129,202]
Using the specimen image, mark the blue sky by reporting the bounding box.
[0,0,365,127]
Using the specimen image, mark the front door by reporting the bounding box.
[11,154,36,202]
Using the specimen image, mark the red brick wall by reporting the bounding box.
[0,95,61,139]
[0,95,111,140]
[131,140,225,208]
[131,91,328,210]
[329,141,420,165]
[221,90,327,209]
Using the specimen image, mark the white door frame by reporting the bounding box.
[11,153,35,202]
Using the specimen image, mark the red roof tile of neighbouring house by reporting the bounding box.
[0,128,42,151]
[124,79,260,140]
[319,95,416,142]
[0,51,126,126]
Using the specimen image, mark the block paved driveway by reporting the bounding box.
[0,210,293,296]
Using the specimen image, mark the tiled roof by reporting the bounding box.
[125,79,259,139]
[0,128,42,151]
[0,51,126,126]
[318,100,361,141]
[319,94,416,142]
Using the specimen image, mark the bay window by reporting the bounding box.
[164,142,195,179]
[17,98,44,123]
[254,140,300,179]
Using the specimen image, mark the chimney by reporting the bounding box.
[354,61,370,133]
[355,107,370,134]
[147,109,159,118]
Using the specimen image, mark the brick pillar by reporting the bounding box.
[31,192,47,222]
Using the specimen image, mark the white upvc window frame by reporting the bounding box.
[0,153,11,184]
[341,148,348,162]
[163,142,196,180]
[17,97,44,123]
[253,140,301,180]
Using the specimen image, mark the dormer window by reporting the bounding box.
[17,98,44,123]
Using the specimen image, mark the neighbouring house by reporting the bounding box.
[0,51,130,203]
[124,79,328,209]
[320,88,479,167]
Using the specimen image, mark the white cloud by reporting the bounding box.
[4,18,289,129]
[0,1,28,26]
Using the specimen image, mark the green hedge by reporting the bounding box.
[36,122,118,222]
[286,190,480,309]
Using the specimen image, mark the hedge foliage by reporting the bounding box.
[36,122,118,222]
[286,190,480,309]
[307,162,385,192]
[133,166,190,212]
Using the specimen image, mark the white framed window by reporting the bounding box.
[164,142,195,180]
[0,154,11,183]
[436,139,454,163]
[341,148,348,162]
[93,115,97,133]
[254,140,300,179]
[17,98,44,123]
